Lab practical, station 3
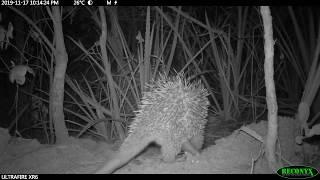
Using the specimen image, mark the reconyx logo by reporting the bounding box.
[277,166,319,179]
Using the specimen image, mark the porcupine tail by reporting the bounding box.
[95,132,154,174]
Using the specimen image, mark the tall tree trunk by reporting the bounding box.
[49,7,69,144]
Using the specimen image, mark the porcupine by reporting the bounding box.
[96,73,210,174]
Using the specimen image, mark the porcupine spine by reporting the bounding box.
[95,73,209,174]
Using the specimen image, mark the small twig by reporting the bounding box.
[250,144,265,174]
[239,126,264,143]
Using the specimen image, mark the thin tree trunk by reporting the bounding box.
[49,7,69,144]
[261,6,282,171]
[99,6,125,141]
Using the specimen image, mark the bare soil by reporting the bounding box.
[0,116,319,174]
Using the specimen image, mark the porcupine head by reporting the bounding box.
[96,73,210,174]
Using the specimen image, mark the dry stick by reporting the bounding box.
[260,6,282,171]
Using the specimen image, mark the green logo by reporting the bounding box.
[277,166,319,179]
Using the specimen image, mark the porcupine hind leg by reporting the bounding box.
[182,140,200,155]
[179,135,204,159]
[160,142,179,162]
[189,134,204,151]
[160,138,201,163]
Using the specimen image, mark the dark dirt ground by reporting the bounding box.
[0,115,319,174]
